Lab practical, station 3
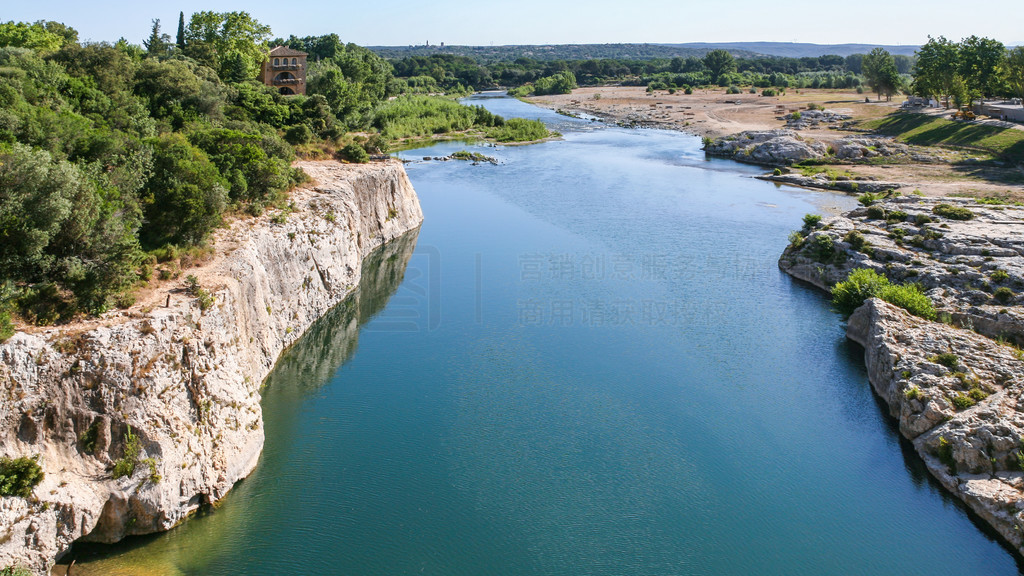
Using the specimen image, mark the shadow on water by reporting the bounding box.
[52,227,421,576]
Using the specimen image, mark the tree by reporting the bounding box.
[140,134,228,247]
[958,35,1005,98]
[183,11,271,81]
[863,48,901,101]
[845,53,864,74]
[0,21,64,53]
[913,36,960,108]
[703,49,736,85]
[176,12,185,48]
[142,19,171,58]
[1004,46,1024,106]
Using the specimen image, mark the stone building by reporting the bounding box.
[261,46,308,95]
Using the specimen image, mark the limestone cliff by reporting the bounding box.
[779,196,1024,556]
[0,160,423,574]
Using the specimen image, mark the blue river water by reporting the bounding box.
[63,94,1023,575]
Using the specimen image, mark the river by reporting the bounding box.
[60,94,1023,575]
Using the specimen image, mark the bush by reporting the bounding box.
[886,210,908,222]
[929,353,960,370]
[914,214,933,225]
[112,425,141,479]
[340,142,369,163]
[808,234,835,262]
[773,167,782,176]
[831,268,936,319]
[866,206,886,220]
[858,192,879,207]
[486,118,549,143]
[802,213,822,231]
[790,111,802,120]
[933,203,974,220]
[994,286,1015,304]
[726,85,741,94]
[843,229,867,251]
[950,393,976,409]
[0,567,33,576]
[937,436,955,471]
[762,88,777,97]
[832,268,891,315]
[991,269,1010,283]
[878,283,936,320]
[284,123,314,145]
[0,455,44,498]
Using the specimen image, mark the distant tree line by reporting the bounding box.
[912,36,1024,108]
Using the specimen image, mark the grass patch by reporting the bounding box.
[861,112,1024,159]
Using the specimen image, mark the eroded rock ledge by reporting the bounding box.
[0,160,423,574]
[779,196,1024,555]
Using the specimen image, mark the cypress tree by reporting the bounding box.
[176,11,185,48]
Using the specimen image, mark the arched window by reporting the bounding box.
[274,58,280,66]
[291,58,297,66]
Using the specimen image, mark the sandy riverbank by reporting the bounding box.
[529,87,1024,200]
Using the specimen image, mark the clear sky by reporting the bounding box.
[5,0,1020,47]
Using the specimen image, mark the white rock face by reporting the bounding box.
[0,160,423,574]
[780,197,1024,556]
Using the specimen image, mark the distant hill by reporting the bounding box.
[659,42,921,58]
[369,42,921,62]
[368,43,761,62]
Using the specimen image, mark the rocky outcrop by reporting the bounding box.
[782,108,851,130]
[779,196,1024,556]
[0,160,423,574]
[754,173,903,194]
[703,129,828,165]
[703,130,944,166]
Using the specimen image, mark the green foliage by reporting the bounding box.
[183,11,271,81]
[532,71,577,96]
[932,203,974,220]
[929,353,960,370]
[703,49,736,85]
[0,455,43,498]
[801,213,822,231]
[0,21,68,54]
[112,425,141,479]
[994,286,1015,304]
[843,229,867,251]
[806,234,835,263]
[950,392,976,409]
[726,85,741,95]
[0,566,33,576]
[486,118,549,143]
[862,47,902,101]
[306,43,394,127]
[904,385,922,400]
[371,95,502,139]
[858,192,879,207]
[831,268,936,319]
[866,206,886,220]
[79,421,100,453]
[991,269,1009,283]
[937,436,956,472]
[140,134,227,248]
[341,142,369,163]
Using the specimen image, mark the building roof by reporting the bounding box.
[268,46,308,57]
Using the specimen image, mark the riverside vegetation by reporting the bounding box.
[0,15,550,339]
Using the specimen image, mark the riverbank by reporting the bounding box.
[528,87,1024,201]
[778,196,1024,556]
[0,160,423,574]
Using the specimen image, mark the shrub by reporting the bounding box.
[808,234,835,262]
[802,213,822,231]
[726,85,740,94]
[684,87,693,94]
[929,353,960,370]
[0,455,44,498]
[878,283,936,320]
[790,111,802,120]
[0,567,33,576]
[914,214,933,225]
[886,210,908,222]
[831,268,937,319]
[858,192,879,207]
[832,268,892,316]
[950,393,976,409]
[762,88,777,97]
[843,229,867,251]
[937,436,955,472]
[904,385,922,400]
[866,206,886,220]
[788,231,806,248]
[933,203,974,220]
[991,269,1010,283]
[994,286,1015,304]
[773,167,782,176]
[284,123,314,145]
[340,143,369,163]
[112,425,141,479]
